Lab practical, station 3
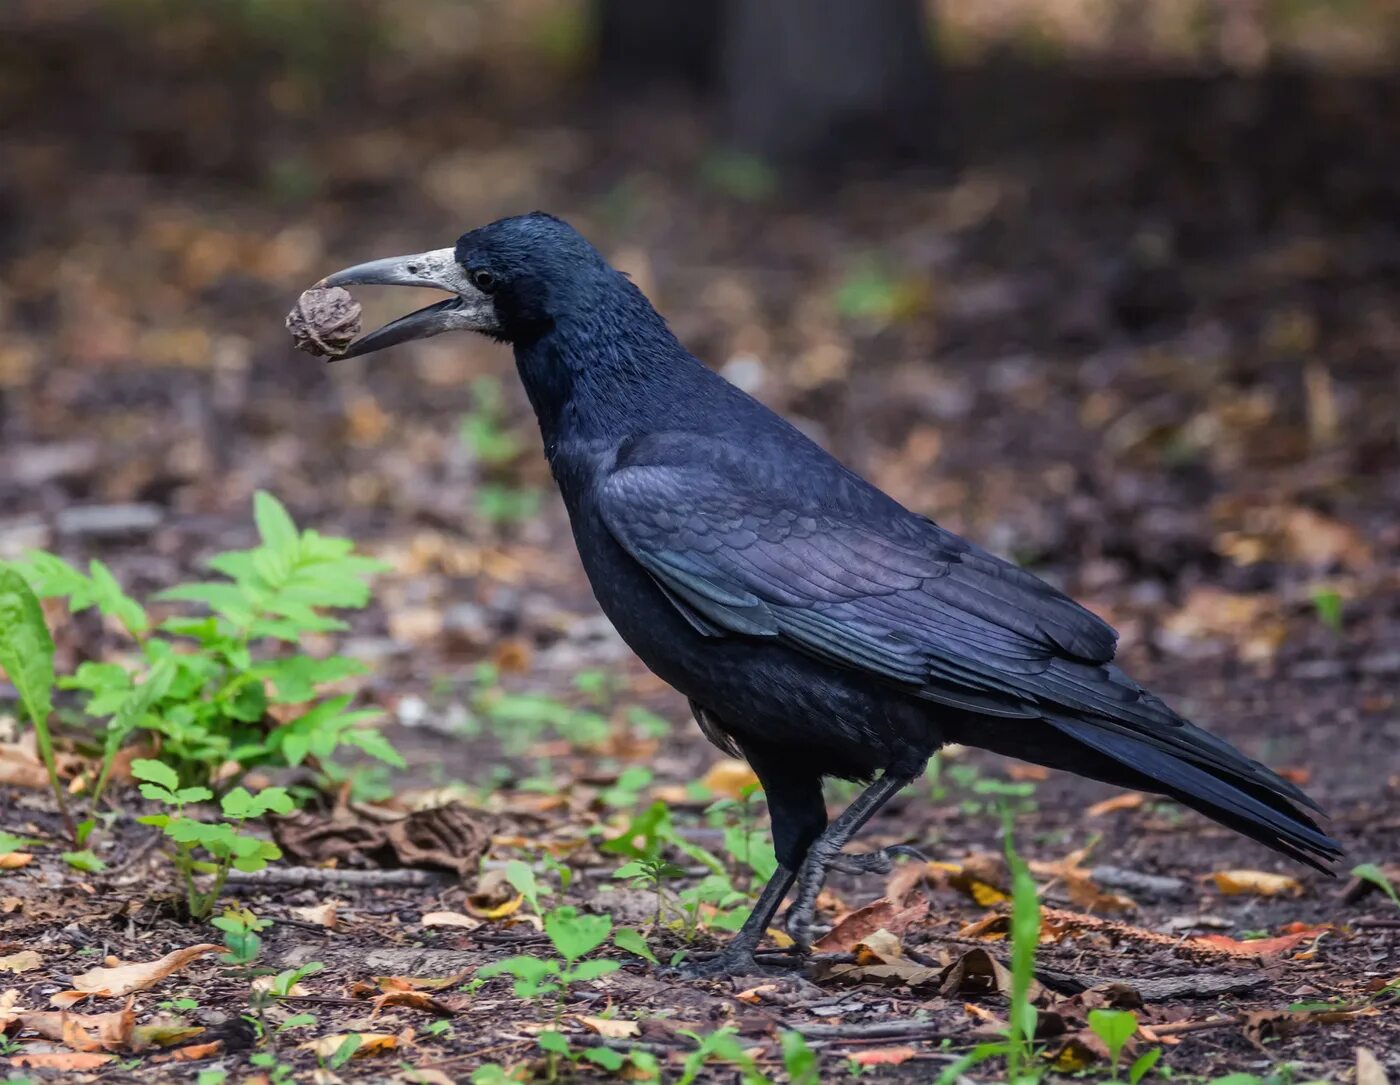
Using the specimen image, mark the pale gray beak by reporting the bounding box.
[320,248,499,357]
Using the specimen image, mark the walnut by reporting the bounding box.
[286,286,362,357]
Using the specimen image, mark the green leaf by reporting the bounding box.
[475,955,558,984]
[131,758,180,791]
[505,859,542,914]
[0,565,57,734]
[158,582,257,626]
[1352,862,1400,911]
[613,927,658,964]
[1088,1008,1138,1068]
[328,1032,362,1069]
[583,1046,624,1071]
[0,831,41,852]
[545,906,613,963]
[780,1030,820,1085]
[253,491,300,558]
[339,728,404,768]
[61,849,106,873]
[563,959,619,983]
[93,656,177,803]
[87,559,148,635]
[537,1030,570,1055]
[138,783,180,805]
[1129,1047,1163,1084]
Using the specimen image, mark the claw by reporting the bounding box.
[674,947,787,979]
[830,843,930,876]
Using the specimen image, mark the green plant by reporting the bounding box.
[17,492,396,794]
[475,905,619,1020]
[212,906,273,964]
[136,760,292,917]
[248,1051,295,1085]
[614,854,686,930]
[536,1029,659,1080]
[0,565,74,839]
[1351,862,1400,911]
[677,1026,772,1085]
[780,1031,820,1084]
[1311,587,1344,635]
[1003,814,1041,1084]
[600,765,653,808]
[1087,1008,1161,1082]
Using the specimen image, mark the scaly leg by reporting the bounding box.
[784,771,917,948]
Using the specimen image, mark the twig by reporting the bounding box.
[224,866,455,889]
[791,1020,955,1041]
[1354,918,1400,930]
[1145,1015,1244,1039]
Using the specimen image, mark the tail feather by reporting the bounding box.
[1047,715,1342,872]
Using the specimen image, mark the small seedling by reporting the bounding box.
[1352,862,1400,911]
[136,760,293,917]
[677,1026,772,1085]
[212,906,272,964]
[1087,1008,1137,1077]
[780,1030,820,1084]
[476,905,619,1025]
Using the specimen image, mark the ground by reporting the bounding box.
[1,4,1399,1082]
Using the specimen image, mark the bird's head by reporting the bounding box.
[320,212,615,356]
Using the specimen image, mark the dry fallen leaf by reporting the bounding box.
[1049,1030,1113,1072]
[301,1031,401,1058]
[151,1039,224,1063]
[575,1015,639,1039]
[16,1000,135,1051]
[421,911,482,931]
[465,894,522,921]
[0,737,50,789]
[371,990,454,1017]
[1191,925,1328,958]
[58,943,220,1005]
[1086,793,1145,817]
[371,972,471,993]
[1356,1047,1390,1085]
[9,1051,114,1069]
[939,947,1043,1002]
[849,1046,917,1067]
[813,896,929,953]
[0,853,33,870]
[1210,870,1302,897]
[292,902,340,929]
[735,984,780,1004]
[700,758,760,798]
[0,951,42,974]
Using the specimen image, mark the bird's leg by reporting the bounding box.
[828,843,930,876]
[678,864,797,978]
[785,771,916,949]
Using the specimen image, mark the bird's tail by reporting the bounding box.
[953,666,1342,872]
[1044,713,1342,872]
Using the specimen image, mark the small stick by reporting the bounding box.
[225,866,455,889]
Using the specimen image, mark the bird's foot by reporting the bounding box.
[828,843,930,876]
[672,945,799,980]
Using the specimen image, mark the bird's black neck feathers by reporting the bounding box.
[512,269,729,458]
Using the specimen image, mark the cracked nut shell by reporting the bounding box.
[286,286,362,357]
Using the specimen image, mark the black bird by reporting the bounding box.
[319,213,1341,974]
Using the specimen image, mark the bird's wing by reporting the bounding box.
[598,461,1118,720]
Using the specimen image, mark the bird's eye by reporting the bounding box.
[471,269,496,291]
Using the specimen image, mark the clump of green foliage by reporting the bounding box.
[9,492,398,798]
[0,492,397,915]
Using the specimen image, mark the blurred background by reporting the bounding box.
[2,0,1398,799]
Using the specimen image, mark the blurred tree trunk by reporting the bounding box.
[594,0,937,163]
